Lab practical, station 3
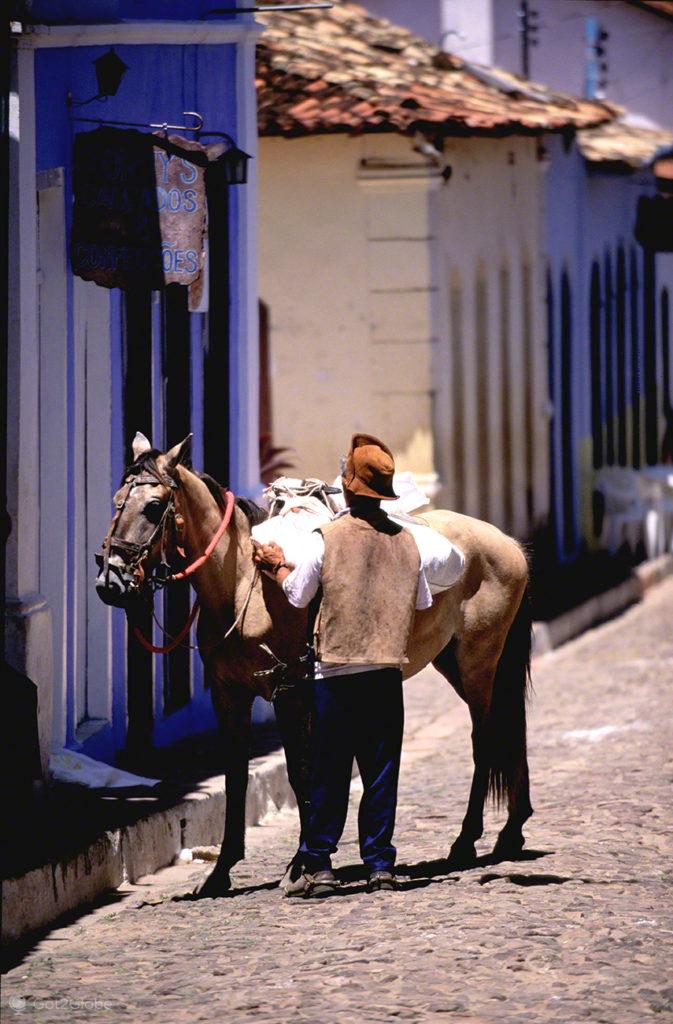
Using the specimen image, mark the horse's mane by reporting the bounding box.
[199,473,268,527]
[121,451,267,527]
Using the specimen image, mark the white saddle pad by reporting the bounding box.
[253,476,464,595]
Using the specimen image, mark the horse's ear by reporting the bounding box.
[132,431,152,461]
[164,434,193,474]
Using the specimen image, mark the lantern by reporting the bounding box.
[205,138,252,188]
[93,49,129,99]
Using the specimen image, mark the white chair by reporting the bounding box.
[638,467,673,558]
[593,467,647,554]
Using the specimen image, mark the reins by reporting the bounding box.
[133,598,201,655]
[135,563,260,656]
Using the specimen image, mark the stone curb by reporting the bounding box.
[532,553,673,657]
[1,750,295,945]
[4,554,671,945]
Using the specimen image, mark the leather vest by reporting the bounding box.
[315,513,419,666]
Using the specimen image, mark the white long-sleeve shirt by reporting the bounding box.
[281,509,464,678]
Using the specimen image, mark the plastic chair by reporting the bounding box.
[594,467,647,554]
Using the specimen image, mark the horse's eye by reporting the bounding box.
[143,500,165,525]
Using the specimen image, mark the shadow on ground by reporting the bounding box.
[1,890,131,973]
[172,847,554,903]
[1,720,282,884]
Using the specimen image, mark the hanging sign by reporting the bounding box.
[70,127,209,292]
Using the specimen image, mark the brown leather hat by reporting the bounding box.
[342,433,398,501]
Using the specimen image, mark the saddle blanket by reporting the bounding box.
[252,474,464,595]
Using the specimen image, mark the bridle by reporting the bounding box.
[99,465,236,654]
[100,462,181,591]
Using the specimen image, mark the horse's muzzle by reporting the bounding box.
[95,562,137,608]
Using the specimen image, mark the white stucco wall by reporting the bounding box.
[364,0,443,46]
[258,132,548,537]
[258,134,440,487]
[365,0,493,60]
[492,0,673,129]
[434,133,548,535]
[367,0,673,130]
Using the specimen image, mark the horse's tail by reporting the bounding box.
[485,586,533,808]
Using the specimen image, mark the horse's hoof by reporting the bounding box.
[491,832,525,862]
[446,837,477,869]
[193,868,232,898]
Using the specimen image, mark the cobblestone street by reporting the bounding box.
[3,580,672,1024]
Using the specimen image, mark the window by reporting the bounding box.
[546,269,557,541]
[449,267,465,513]
[475,260,490,520]
[522,254,534,526]
[643,251,658,464]
[589,261,603,469]
[604,253,615,465]
[616,247,627,466]
[560,271,575,555]
[630,249,641,468]
[500,260,513,531]
[661,288,672,462]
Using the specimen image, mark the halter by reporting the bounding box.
[99,465,236,654]
[99,463,179,594]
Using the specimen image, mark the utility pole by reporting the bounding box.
[518,0,539,79]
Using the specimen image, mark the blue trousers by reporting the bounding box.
[299,668,404,874]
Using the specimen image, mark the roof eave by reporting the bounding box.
[257,114,612,141]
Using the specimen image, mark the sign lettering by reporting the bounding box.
[71,127,208,292]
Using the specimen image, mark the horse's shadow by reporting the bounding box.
[400,846,550,880]
[172,847,552,902]
[334,847,551,891]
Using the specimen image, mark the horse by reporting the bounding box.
[95,432,533,896]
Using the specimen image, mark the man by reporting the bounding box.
[253,433,463,898]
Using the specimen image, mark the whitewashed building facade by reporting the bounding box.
[256,3,611,548]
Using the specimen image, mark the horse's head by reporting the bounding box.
[95,432,191,608]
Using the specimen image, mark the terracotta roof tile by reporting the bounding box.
[578,117,673,168]
[256,2,613,138]
[627,0,673,19]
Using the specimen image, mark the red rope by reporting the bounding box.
[169,488,235,580]
[132,489,236,655]
[133,599,200,655]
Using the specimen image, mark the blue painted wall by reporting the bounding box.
[20,1,243,24]
[33,34,253,759]
[543,133,666,561]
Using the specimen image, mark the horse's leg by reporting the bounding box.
[459,587,533,863]
[487,590,534,861]
[449,711,491,866]
[195,686,254,897]
[492,756,533,861]
[434,580,532,868]
[433,641,490,867]
[273,685,312,851]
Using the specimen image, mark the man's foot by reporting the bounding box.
[284,869,340,899]
[367,870,397,893]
